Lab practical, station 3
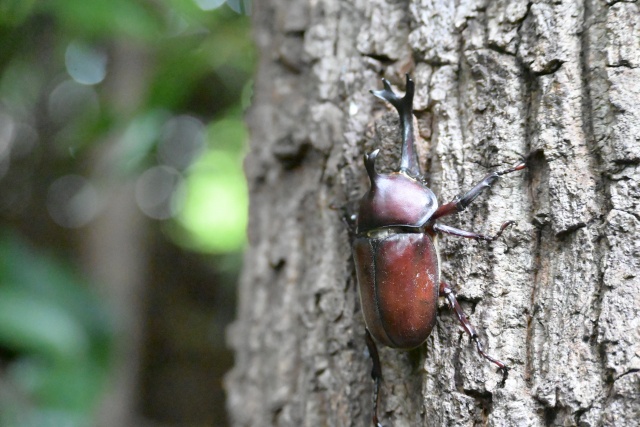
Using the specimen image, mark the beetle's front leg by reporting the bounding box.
[365,329,383,427]
[431,162,526,221]
[434,221,515,242]
[329,202,358,238]
[439,282,509,379]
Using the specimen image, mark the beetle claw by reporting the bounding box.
[497,161,527,176]
[484,220,516,241]
[498,366,509,386]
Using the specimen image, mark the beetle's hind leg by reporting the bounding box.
[365,329,384,427]
[431,162,526,221]
[439,282,509,379]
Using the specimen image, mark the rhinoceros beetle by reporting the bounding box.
[352,75,525,427]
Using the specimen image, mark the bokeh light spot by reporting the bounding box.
[47,175,100,228]
[158,115,205,171]
[0,112,15,163]
[194,0,226,11]
[226,0,251,14]
[9,122,38,160]
[48,80,100,125]
[176,149,247,253]
[135,166,185,220]
[65,41,107,85]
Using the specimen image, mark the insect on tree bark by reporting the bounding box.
[226,1,640,426]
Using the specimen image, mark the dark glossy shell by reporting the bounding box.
[356,170,438,234]
[353,233,440,349]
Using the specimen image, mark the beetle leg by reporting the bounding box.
[329,201,358,237]
[365,329,384,427]
[431,162,526,220]
[433,221,515,242]
[439,282,509,379]
[370,74,421,179]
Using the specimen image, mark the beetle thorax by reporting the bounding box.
[356,171,438,234]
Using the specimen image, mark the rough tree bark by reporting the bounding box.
[225,1,640,426]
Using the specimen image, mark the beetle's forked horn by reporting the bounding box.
[370,74,420,178]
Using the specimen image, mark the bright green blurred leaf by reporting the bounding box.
[0,234,114,422]
[8,356,108,412]
[41,0,163,40]
[0,406,88,427]
[0,288,89,361]
[0,0,37,26]
[0,236,114,344]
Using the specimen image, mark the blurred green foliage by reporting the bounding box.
[0,0,253,423]
[0,0,253,247]
[0,234,113,426]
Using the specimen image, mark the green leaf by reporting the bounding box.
[0,288,89,361]
[41,0,163,40]
[0,0,38,26]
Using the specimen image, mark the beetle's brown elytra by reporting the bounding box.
[351,75,526,427]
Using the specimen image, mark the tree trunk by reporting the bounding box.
[225,1,640,426]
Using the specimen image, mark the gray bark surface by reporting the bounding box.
[225,1,640,426]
